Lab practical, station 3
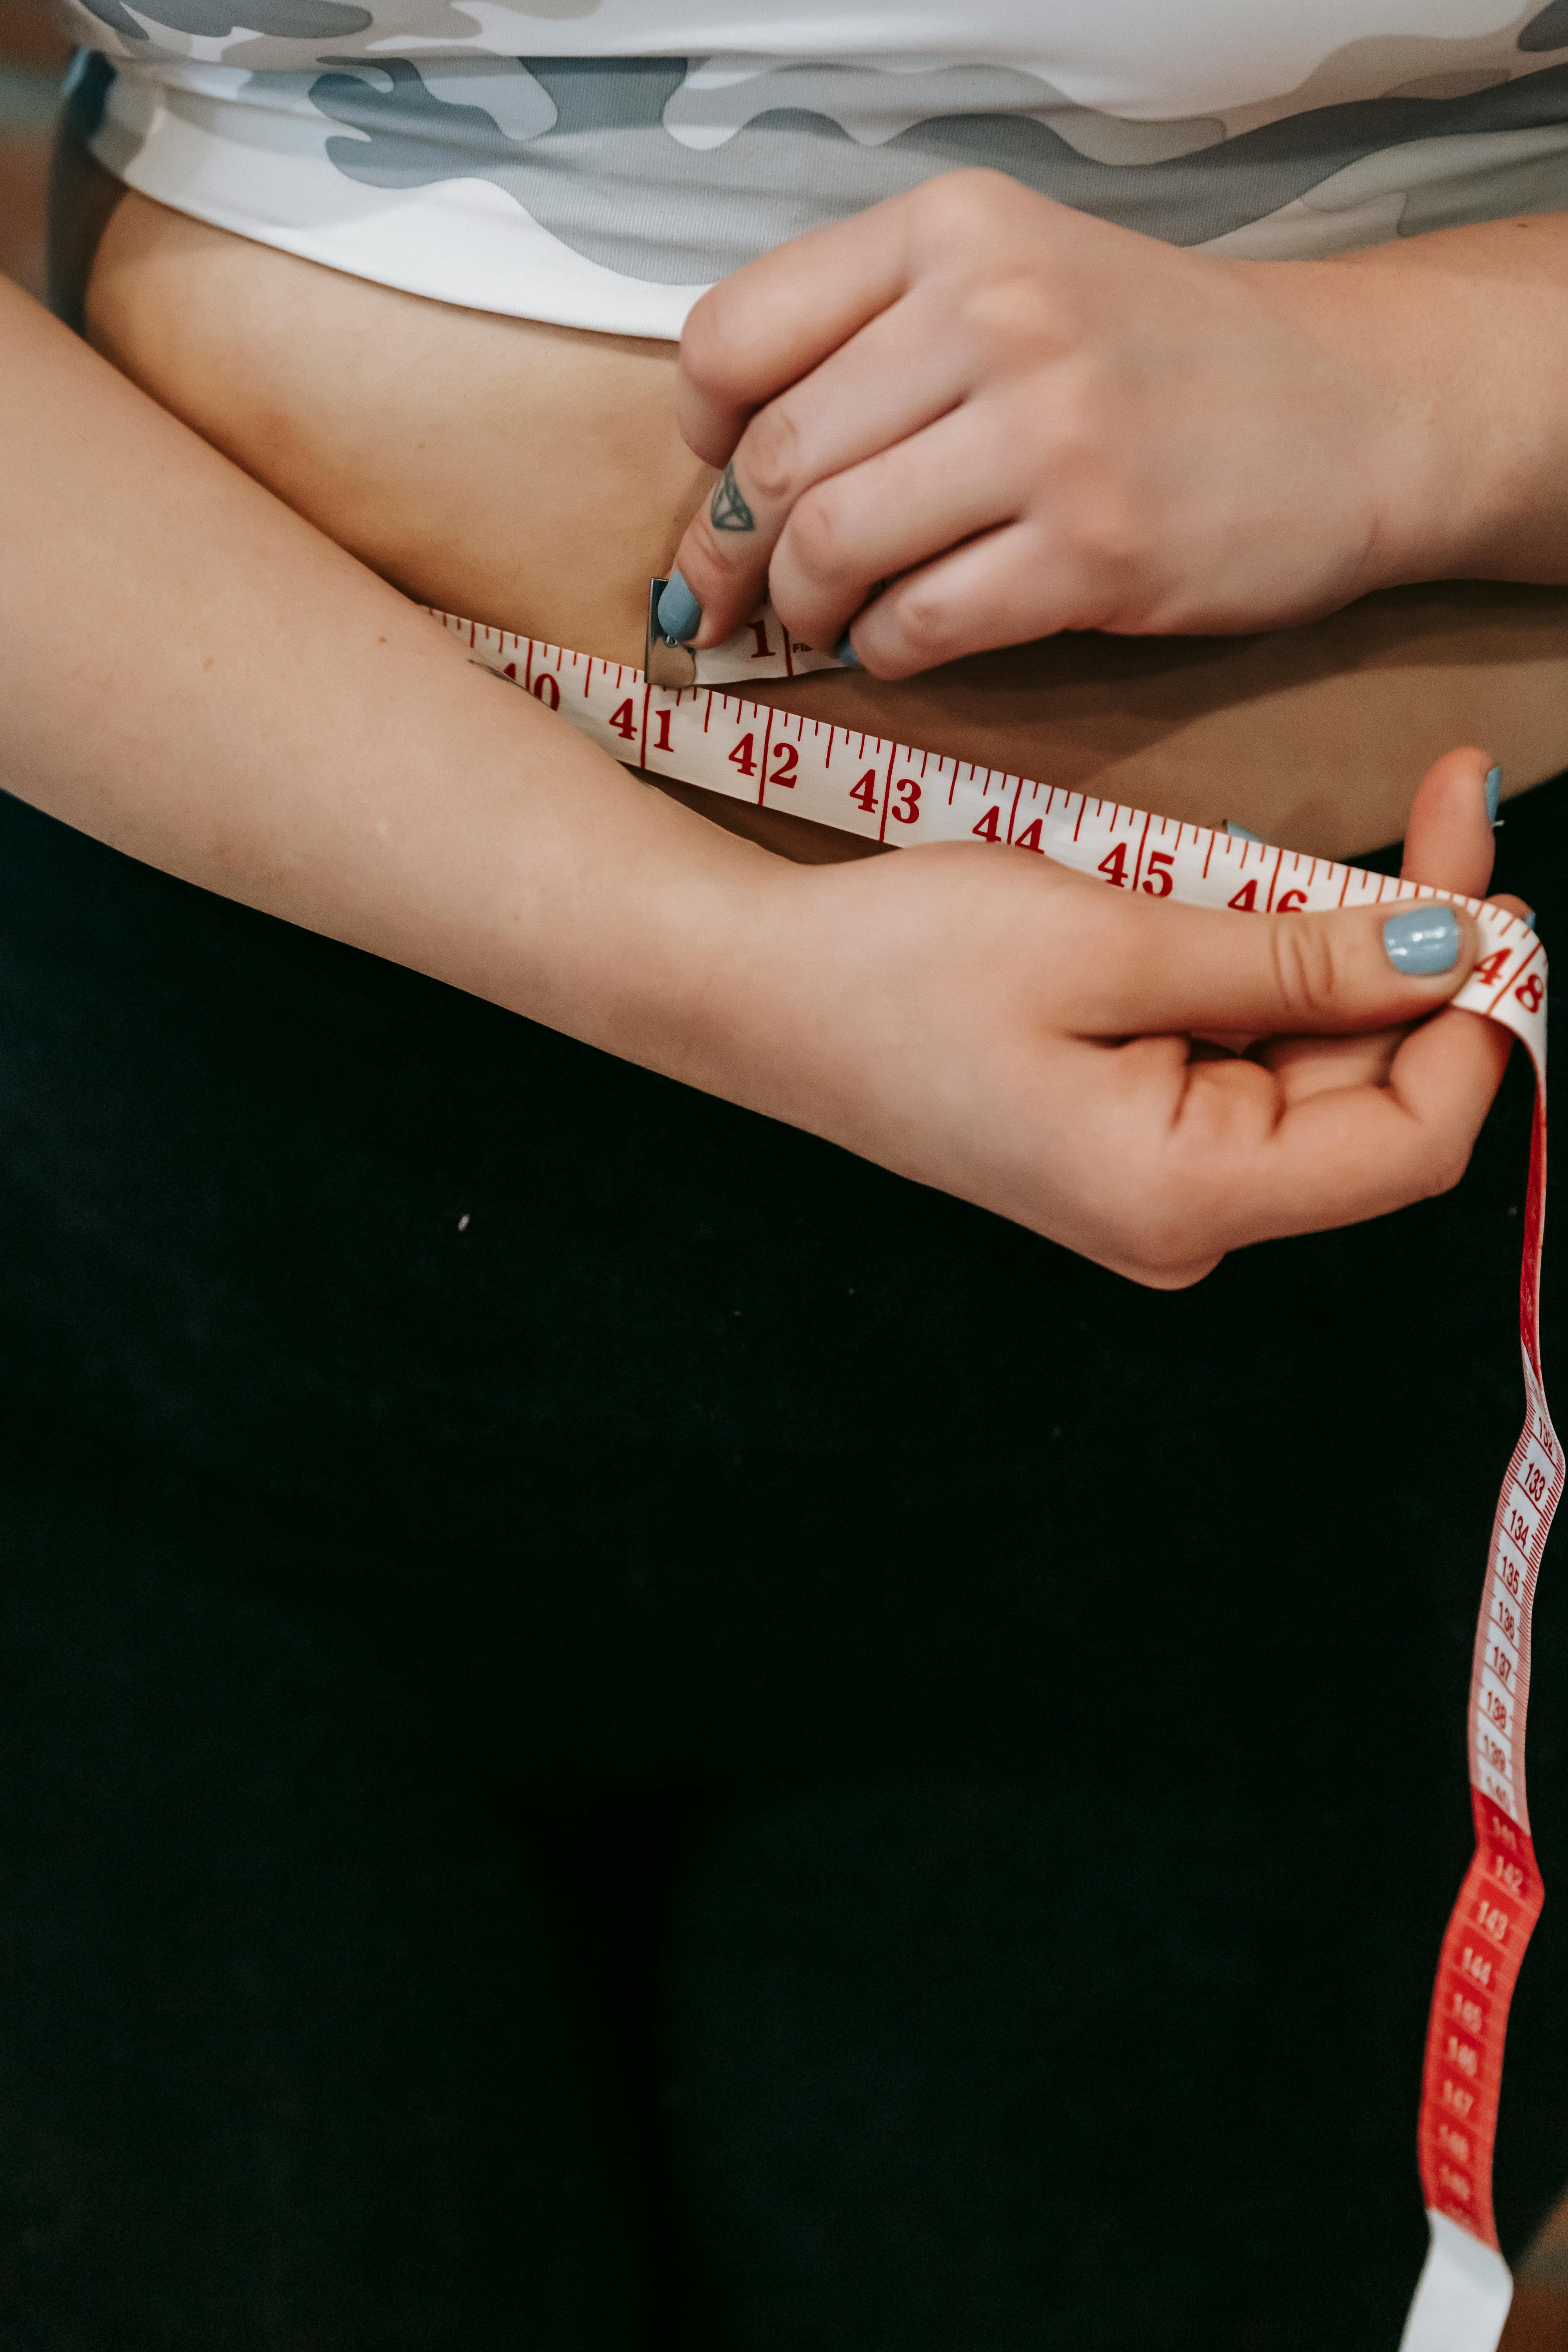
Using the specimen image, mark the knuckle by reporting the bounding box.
[1126,1253,1214,1293]
[912,166,1016,243]
[680,294,754,400]
[886,577,957,664]
[1051,516,1141,621]
[739,401,802,506]
[1072,482,1143,579]
[1416,1135,1474,1203]
[682,511,742,588]
[1103,1168,1209,1283]
[767,579,815,642]
[786,487,853,583]
[1267,917,1339,1027]
[959,271,1052,358]
[1036,417,1138,540]
[1125,1213,1201,1282]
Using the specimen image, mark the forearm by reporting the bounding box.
[1257,210,1568,590]
[0,276,783,1095]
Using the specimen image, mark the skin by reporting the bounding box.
[86,181,1568,862]
[0,183,1521,1281]
[670,170,1568,676]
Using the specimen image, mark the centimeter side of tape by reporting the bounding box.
[434,605,1560,2352]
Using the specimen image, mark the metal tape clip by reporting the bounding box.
[646,578,698,691]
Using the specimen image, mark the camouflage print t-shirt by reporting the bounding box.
[54,0,1568,336]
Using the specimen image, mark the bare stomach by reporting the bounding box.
[87,186,1568,864]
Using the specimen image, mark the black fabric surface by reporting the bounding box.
[0,775,1564,2350]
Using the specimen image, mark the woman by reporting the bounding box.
[0,8,1564,2345]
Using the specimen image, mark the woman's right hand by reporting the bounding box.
[723,749,1521,1287]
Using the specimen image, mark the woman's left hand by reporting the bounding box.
[664,169,1442,678]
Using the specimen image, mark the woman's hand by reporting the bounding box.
[726,749,1521,1286]
[664,169,1450,678]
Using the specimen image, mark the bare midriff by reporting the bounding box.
[87,186,1568,865]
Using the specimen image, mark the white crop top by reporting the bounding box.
[55,1,1568,338]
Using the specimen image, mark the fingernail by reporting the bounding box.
[1524,907,1537,930]
[835,633,862,669]
[1224,818,1262,842]
[657,572,701,644]
[1486,765,1502,826]
[1383,904,1460,975]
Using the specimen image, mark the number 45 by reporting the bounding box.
[1097,841,1174,896]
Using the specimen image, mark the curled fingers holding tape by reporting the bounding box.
[777,751,1522,1287]
[664,170,1428,678]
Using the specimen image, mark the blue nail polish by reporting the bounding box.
[1524,907,1537,931]
[1224,818,1262,842]
[1486,765,1503,826]
[835,633,862,669]
[1384,904,1460,975]
[657,571,701,644]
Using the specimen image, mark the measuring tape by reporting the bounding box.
[434,599,1559,2352]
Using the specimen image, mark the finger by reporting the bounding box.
[1259,1025,1407,1101]
[1104,998,1512,1275]
[1395,750,1531,926]
[674,198,916,465]
[847,514,1086,676]
[1255,741,1527,1107]
[1401,746,1498,900]
[1063,876,1485,1041]
[666,298,971,650]
[1208,1003,1510,1241]
[767,402,1023,652]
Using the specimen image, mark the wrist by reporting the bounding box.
[1247,233,1568,593]
[1236,253,1485,595]
[529,769,821,1117]
[636,843,886,1151]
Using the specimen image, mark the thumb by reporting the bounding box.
[1079,884,1483,1040]
[1400,745,1497,901]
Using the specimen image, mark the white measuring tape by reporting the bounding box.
[434,598,1558,2352]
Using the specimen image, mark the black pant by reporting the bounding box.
[0,772,1565,2351]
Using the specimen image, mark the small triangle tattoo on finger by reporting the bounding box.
[710,463,756,532]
